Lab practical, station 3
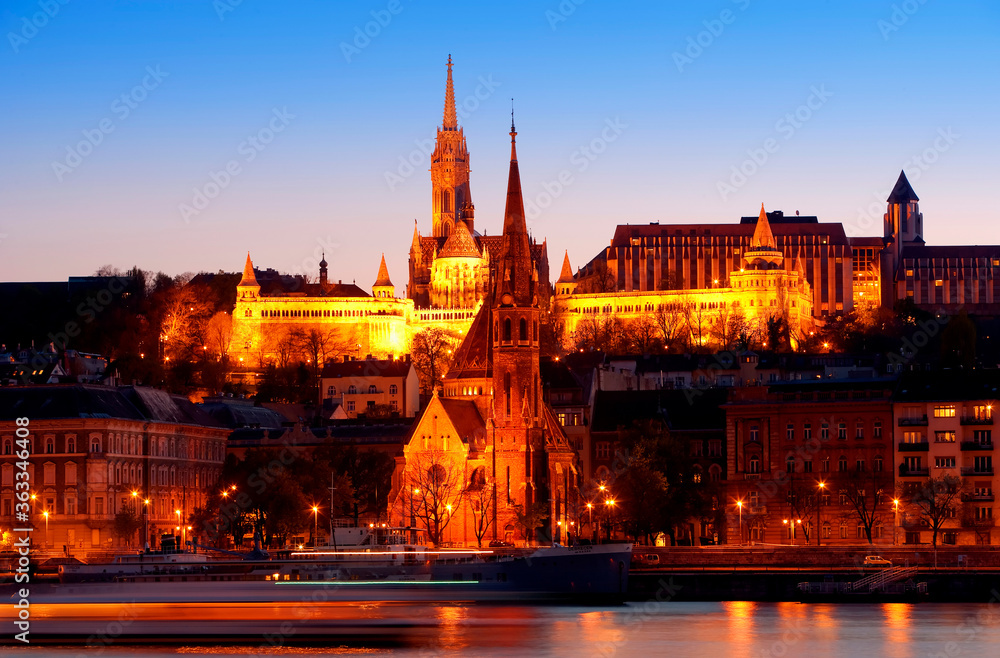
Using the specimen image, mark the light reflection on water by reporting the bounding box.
[5,602,1000,657]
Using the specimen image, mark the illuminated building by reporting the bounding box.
[555,205,815,348]
[390,121,577,547]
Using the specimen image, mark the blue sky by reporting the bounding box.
[2,0,998,284]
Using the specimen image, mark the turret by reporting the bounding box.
[373,253,395,298]
[555,250,576,297]
[319,252,328,286]
[237,253,260,300]
[743,204,784,270]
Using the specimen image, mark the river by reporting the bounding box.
[6,601,1000,657]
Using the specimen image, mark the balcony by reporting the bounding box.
[961,467,995,476]
[962,493,996,502]
[899,465,929,477]
[744,473,762,481]
[899,416,929,427]
[962,517,996,528]
[960,441,994,451]
[750,506,767,515]
[898,442,929,452]
[961,416,994,426]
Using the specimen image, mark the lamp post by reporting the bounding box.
[586,503,594,542]
[175,509,182,550]
[892,498,900,546]
[556,520,562,546]
[311,506,319,549]
[411,488,420,544]
[43,510,49,547]
[604,499,616,543]
[817,482,826,547]
[736,500,743,546]
[143,499,150,551]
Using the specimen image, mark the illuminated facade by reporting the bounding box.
[390,123,578,547]
[554,205,815,348]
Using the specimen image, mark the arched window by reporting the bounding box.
[428,464,447,487]
[519,318,527,341]
[245,309,252,317]
[348,385,357,394]
[504,372,512,417]
[503,319,512,342]
[748,456,760,474]
[469,467,486,490]
[368,384,377,393]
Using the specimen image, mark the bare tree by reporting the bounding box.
[902,475,964,547]
[206,311,233,360]
[626,316,660,354]
[406,451,466,547]
[838,467,892,545]
[465,467,494,548]
[683,298,708,351]
[411,327,460,396]
[784,475,820,544]
[577,259,617,294]
[711,305,749,352]
[653,303,686,351]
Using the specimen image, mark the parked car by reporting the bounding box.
[636,553,660,566]
[863,555,892,567]
[488,540,514,548]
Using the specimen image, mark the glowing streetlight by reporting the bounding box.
[892,499,900,546]
[816,482,826,546]
[736,500,743,546]
[312,505,320,548]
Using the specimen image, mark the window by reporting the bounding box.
[821,423,830,440]
[934,405,956,418]
[903,431,925,444]
[977,507,993,521]
[786,458,795,474]
[904,456,923,473]
[935,431,956,443]
[2,439,10,455]
[821,457,830,472]
[975,430,993,445]
[596,442,610,459]
[347,385,357,394]
[786,424,795,441]
[874,455,884,472]
[855,422,864,440]
[45,437,55,454]
[749,491,759,507]
[708,440,722,457]
[91,438,101,452]
[974,456,993,473]
[327,386,336,396]
[840,523,848,539]
[389,384,397,395]
[838,456,848,472]
[873,420,882,438]
[95,497,104,515]
[503,319,512,342]
[839,493,848,506]
[935,457,956,469]
[346,400,355,412]
[65,497,76,515]
[519,318,527,341]
[803,460,813,473]
[972,405,993,421]
[749,425,759,442]
[368,384,377,394]
[803,424,812,441]
[856,459,865,472]
[748,456,760,474]
[838,423,847,440]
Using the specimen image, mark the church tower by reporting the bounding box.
[881,170,922,307]
[491,118,541,434]
[237,252,260,300]
[372,253,395,298]
[431,56,474,238]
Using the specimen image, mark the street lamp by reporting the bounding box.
[311,505,320,549]
[892,499,900,546]
[43,510,49,546]
[736,500,743,546]
[142,499,150,551]
[410,488,420,543]
[175,509,183,550]
[604,499,616,543]
[586,503,594,543]
[816,482,827,547]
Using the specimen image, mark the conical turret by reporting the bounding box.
[373,253,394,298]
[237,252,260,300]
[744,204,783,269]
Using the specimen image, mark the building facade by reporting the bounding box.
[320,357,420,419]
[0,386,227,556]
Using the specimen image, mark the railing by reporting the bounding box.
[744,473,762,481]
[750,506,767,514]
[898,442,929,452]
[960,441,994,451]
[898,465,929,477]
[962,517,996,528]
[961,466,995,476]
[962,493,996,502]
[961,416,994,426]
[898,416,929,427]
[850,566,919,593]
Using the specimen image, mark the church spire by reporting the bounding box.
[443,54,457,130]
[502,108,525,238]
[752,203,777,249]
[239,252,257,286]
[237,252,260,300]
[557,250,574,284]
[373,253,395,298]
[495,118,534,306]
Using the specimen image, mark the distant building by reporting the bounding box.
[893,370,998,545]
[319,357,420,419]
[724,380,895,546]
[0,385,228,555]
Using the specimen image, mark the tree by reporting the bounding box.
[411,327,459,396]
[683,298,708,352]
[577,259,616,294]
[406,451,466,546]
[783,474,820,544]
[626,316,661,354]
[902,475,964,547]
[653,303,686,352]
[838,467,892,545]
[711,305,749,352]
[465,467,495,547]
[614,439,669,545]
[206,311,234,360]
[513,501,550,546]
[112,505,143,548]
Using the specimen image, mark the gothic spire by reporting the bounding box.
[374,253,393,287]
[557,250,574,283]
[752,203,777,250]
[495,119,534,306]
[443,54,457,130]
[502,109,525,238]
[238,252,258,286]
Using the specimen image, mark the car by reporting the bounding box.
[863,555,892,567]
[488,540,514,548]
[636,553,660,565]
